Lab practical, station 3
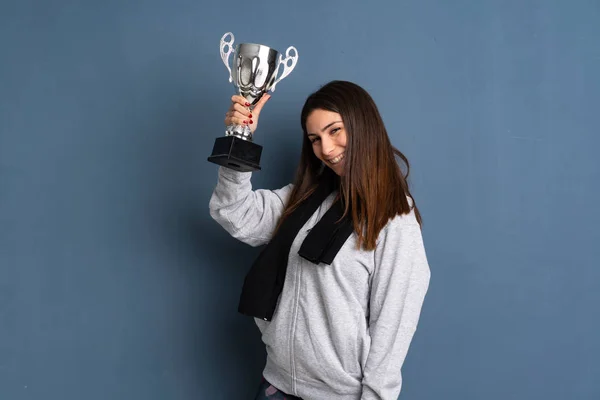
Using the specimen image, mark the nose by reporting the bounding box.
[321,136,335,156]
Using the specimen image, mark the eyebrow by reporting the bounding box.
[307,121,343,137]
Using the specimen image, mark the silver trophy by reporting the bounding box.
[208,32,299,172]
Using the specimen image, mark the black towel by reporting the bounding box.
[238,178,354,321]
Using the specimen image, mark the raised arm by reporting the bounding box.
[209,167,293,247]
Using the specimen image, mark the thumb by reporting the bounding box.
[252,93,271,116]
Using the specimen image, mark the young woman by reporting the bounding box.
[210,81,431,400]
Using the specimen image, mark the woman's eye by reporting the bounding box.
[330,128,340,135]
[310,137,320,143]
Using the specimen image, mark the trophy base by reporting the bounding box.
[208,136,262,172]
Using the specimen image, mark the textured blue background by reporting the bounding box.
[1,1,599,399]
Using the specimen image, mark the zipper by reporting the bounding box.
[289,257,302,395]
[290,212,321,395]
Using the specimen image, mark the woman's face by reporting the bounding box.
[305,109,347,176]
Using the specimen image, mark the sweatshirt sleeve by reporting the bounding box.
[360,213,431,400]
[208,166,293,247]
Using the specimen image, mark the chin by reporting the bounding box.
[332,164,345,176]
[322,158,345,176]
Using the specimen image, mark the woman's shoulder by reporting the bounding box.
[376,196,422,244]
[390,196,420,224]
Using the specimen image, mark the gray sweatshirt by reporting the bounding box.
[209,167,431,400]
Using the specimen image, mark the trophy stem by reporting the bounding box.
[224,102,255,140]
[226,124,253,141]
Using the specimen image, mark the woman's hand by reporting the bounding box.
[224,94,271,134]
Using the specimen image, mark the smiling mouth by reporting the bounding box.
[327,153,345,165]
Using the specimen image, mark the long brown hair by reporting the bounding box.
[277,80,421,251]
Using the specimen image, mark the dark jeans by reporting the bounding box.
[253,377,302,400]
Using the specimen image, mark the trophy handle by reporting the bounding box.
[220,32,235,83]
[271,46,298,92]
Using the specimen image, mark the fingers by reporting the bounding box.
[225,94,269,129]
[231,95,251,108]
[225,101,253,125]
[230,102,252,118]
[225,96,255,127]
[224,110,251,126]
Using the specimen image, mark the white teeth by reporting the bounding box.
[329,153,345,164]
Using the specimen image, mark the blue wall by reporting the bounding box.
[1,1,598,399]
